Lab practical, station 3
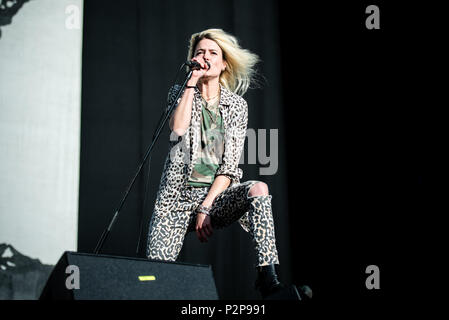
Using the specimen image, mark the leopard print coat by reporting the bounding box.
[152,83,250,231]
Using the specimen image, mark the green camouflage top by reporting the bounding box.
[187,96,225,187]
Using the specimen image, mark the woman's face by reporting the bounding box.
[193,38,226,79]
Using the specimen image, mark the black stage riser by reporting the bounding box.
[39,251,218,300]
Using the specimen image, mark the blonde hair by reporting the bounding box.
[187,28,260,96]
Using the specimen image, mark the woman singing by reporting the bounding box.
[146,28,310,300]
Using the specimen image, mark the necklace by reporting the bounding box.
[203,93,219,103]
[201,86,220,103]
[203,96,220,124]
[205,96,219,107]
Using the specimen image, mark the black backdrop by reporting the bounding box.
[79,0,426,302]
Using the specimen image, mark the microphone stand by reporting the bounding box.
[93,69,193,254]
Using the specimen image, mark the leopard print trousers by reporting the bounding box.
[146,180,279,267]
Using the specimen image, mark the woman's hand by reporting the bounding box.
[195,176,230,242]
[196,212,213,243]
[188,57,209,86]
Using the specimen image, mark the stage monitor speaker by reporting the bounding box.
[39,251,219,300]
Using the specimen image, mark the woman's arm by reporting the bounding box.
[214,99,248,184]
[195,175,231,242]
[169,85,195,136]
[169,59,208,136]
[202,175,231,207]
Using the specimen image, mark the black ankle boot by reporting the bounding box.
[255,265,313,300]
[255,265,284,298]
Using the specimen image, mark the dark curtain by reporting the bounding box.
[280,1,424,303]
[80,0,420,301]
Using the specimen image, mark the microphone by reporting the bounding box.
[186,60,210,70]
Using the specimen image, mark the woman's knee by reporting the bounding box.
[248,181,269,197]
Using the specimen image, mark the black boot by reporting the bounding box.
[255,265,312,300]
[255,264,284,298]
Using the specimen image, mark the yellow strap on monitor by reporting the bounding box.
[138,275,156,281]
